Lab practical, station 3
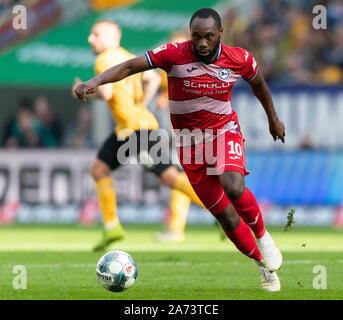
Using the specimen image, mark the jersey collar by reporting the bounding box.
[215,44,222,61]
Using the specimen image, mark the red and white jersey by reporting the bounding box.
[145,41,258,141]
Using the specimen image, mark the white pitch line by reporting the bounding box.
[0,260,342,269]
[0,264,95,269]
[283,260,340,265]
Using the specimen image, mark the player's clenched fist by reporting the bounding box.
[74,78,99,102]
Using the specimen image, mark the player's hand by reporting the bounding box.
[74,78,99,102]
[269,117,285,143]
[71,77,82,98]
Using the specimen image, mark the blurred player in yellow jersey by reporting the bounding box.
[153,30,198,243]
[73,20,204,251]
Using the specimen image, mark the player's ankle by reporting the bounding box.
[104,220,119,230]
[255,228,266,239]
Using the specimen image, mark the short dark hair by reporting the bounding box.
[189,8,222,30]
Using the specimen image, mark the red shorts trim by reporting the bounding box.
[216,164,245,177]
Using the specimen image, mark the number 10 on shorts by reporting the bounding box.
[227,141,242,160]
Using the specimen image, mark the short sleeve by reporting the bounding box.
[145,43,176,73]
[240,49,259,81]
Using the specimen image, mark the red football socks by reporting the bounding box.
[224,218,263,261]
[231,188,266,239]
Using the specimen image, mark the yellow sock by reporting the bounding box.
[95,176,119,230]
[174,173,205,208]
[169,189,191,233]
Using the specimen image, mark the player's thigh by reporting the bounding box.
[91,158,112,180]
[97,132,127,171]
[190,176,230,216]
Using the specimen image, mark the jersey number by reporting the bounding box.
[227,141,242,157]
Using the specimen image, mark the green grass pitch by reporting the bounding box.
[0,224,342,300]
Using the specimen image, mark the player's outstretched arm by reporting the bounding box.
[74,54,153,102]
[248,72,285,143]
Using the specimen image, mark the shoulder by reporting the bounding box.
[220,45,252,65]
[94,49,113,72]
[95,47,133,74]
[170,40,194,63]
[148,41,194,65]
[117,47,136,60]
[102,47,134,63]
[219,45,258,80]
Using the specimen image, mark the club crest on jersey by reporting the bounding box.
[218,68,230,80]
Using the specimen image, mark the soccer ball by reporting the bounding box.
[96,250,138,292]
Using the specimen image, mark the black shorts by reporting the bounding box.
[97,130,173,176]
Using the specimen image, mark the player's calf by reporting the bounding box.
[216,206,263,261]
[215,203,241,232]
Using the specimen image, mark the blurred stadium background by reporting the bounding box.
[1,0,343,229]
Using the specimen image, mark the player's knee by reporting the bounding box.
[219,171,245,200]
[159,166,178,188]
[90,160,111,181]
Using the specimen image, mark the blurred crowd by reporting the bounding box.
[1,96,94,149]
[2,0,343,149]
[2,0,343,85]
[221,0,343,85]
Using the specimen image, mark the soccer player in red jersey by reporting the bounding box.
[75,8,285,291]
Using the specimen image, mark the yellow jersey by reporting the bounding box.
[94,47,159,139]
[160,69,168,93]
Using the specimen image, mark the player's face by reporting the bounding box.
[88,23,108,54]
[190,17,223,64]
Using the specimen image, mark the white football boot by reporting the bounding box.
[255,260,281,292]
[255,230,282,271]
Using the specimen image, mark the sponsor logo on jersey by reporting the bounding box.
[152,44,167,54]
[218,68,230,80]
[186,67,197,73]
[183,80,230,89]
